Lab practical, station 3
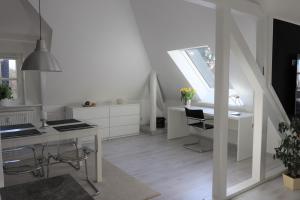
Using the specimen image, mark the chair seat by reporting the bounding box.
[56,148,92,163]
[3,159,41,175]
[188,122,214,129]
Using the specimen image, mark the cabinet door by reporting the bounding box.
[72,106,109,120]
[110,104,140,117]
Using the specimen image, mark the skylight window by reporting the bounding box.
[185,47,215,88]
[168,46,243,106]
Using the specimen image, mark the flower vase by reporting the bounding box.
[184,99,191,107]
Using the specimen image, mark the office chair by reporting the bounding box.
[183,107,214,153]
[46,140,100,196]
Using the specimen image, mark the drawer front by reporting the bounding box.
[110,115,139,127]
[86,118,109,128]
[110,104,140,117]
[72,106,109,120]
[110,125,139,137]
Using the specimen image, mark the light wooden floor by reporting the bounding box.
[103,133,283,200]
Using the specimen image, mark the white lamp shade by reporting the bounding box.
[22,39,62,72]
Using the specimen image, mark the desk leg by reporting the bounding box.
[167,109,189,140]
[237,117,253,161]
[0,141,4,188]
[94,133,102,182]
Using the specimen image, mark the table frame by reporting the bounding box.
[0,125,102,188]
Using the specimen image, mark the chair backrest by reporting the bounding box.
[185,108,205,120]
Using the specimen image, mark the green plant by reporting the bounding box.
[274,118,300,178]
[0,84,13,101]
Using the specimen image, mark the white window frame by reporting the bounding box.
[0,54,25,104]
[168,48,243,106]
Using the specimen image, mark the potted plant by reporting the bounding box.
[180,87,196,107]
[274,119,300,190]
[0,84,13,106]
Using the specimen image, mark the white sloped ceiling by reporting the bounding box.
[131,0,255,111]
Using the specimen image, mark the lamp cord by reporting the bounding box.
[39,0,41,40]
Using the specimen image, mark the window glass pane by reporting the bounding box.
[185,47,215,88]
[0,59,17,79]
[0,80,18,99]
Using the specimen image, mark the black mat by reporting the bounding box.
[47,119,81,126]
[0,123,34,131]
[1,129,41,139]
[0,174,93,200]
[54,123,94,132]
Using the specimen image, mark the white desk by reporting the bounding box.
[167,106,253,161]
[0,123,102,188]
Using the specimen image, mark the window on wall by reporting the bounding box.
[0,57,21,99]
[168,46,243,106]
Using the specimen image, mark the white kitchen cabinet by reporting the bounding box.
[65,104,140,142]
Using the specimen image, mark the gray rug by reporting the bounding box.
[94,159,160,200]
[3,157,160,200]
[0,174,93,200]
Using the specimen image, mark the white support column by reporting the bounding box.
[150,71,157,132]
[212,1,231,200]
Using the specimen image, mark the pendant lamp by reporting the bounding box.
[22,0,62,72]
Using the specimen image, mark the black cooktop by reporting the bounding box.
[0,123,34,131]
[1,129,41,139]
[47,119,81,126]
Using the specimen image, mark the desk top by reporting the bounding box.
[168,106,253,119]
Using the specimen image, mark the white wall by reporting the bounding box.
[27,0,152,123]
[131,0,215,101]
[0,0,53,105]
[0,40,41,105]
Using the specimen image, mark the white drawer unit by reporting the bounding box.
[65,104,140,141]
[0,110,35,126]
[66,106,110,141]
